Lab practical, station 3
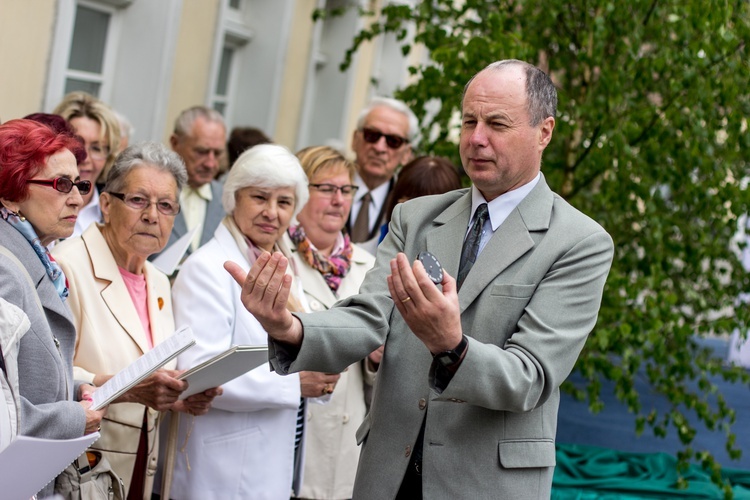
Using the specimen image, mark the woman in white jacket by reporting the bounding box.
[167,144,340,499]
[0,297,29,452]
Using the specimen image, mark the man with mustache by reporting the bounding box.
[348,97,417,255]
[229,59,614,499]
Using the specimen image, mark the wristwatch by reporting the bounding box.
[433,335,468,368]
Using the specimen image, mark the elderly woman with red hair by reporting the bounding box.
[0,119,106,498]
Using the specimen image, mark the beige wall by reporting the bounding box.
[274,0,317,149]
[0,0,57,121]
[162,0,221,140]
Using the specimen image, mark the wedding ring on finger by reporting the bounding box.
[401,296,412,303]
[322,384,334,395]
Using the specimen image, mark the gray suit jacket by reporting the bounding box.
[270,175,614,499]
[151,179,225,261]
[0,220,86,497]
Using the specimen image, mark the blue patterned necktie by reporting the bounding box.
[456,203,489,290]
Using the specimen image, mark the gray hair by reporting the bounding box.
[356,96,419,144]
[462,59,558,126]
[114,110,134,141]
[222,144,309,218]
[103,141,188,195]
[173,106,226,137]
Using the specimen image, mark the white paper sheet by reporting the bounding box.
[151,224,200,275]
[0,432,100,499]
[91,325,195,410]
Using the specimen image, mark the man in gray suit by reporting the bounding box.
[154,106,226,260]
[227,60,614,499]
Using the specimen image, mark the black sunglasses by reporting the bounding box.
[26,177,92,195]
[361,127,409,149]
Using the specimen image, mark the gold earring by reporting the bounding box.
[17,210,26,222]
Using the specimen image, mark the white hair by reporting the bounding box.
[356,96,419,144]
[222,144,309,218]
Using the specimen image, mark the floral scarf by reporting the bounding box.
[288,224,352,294]
[1,206,69,300]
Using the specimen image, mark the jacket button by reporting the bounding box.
[310,300,324,311]
[405,445,411,458]
[418,398,426,410]
[342,413,350,424]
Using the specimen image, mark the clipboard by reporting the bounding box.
[91,325,196,410]
[178,345,269,400]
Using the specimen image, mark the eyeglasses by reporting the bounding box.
[86,143,110,161]
[309,183,359,198]
[26,178,92,195]
[361,127,409,149]
[108,192,181,216]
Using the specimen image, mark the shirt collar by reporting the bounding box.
[470,172,541,230]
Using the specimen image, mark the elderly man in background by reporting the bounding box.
[347,97,417,255]
[159,106,227,258]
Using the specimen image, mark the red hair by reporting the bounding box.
[0,119,86,202]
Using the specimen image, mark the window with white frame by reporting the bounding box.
[211,44,236,115]
[64,2,115,97]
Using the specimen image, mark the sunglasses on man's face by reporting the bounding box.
[361,127,409,149]
[26,177,92,195]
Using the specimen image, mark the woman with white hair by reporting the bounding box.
[166,144,340,499]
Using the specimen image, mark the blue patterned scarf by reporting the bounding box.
[1,206,69,301]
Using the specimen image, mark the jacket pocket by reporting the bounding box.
[498,439,556,468]
[490,283,537,298]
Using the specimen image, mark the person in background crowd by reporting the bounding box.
[160,106,227,258]
[166,144,339,499]
[347,97,417,255]
[228,59,615,499]
[286,146,377,499]
[115,110,135,153]
[223,126,272,178]
[379,155,462,242]
[53,142,221,499]
[53,91,122,238]
[0,119,106,499]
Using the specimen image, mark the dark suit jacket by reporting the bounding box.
[151,179,225,261]
[270,175,614,499]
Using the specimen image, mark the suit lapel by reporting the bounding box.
[84,228,149,354]
[426,177,555,313]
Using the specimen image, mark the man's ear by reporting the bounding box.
[538,117,555,150]
[169,134,180,151]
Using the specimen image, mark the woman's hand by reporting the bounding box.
[120,369,188,411]
[79,399,107,435]
[172,387,223,416]
[300,371,341,398]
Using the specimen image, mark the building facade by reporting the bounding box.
[0,0,420,152]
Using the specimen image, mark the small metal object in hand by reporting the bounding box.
[417,251,444,284]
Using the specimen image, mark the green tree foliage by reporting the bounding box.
[323,0,750,494]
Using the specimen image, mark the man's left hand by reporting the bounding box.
[387,252,463,354]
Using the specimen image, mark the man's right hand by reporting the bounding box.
[224,253,304,346]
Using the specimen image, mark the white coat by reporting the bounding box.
[167,223,302,500]
[283,233,376,499]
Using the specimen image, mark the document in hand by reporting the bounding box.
[0,432,100,499]
[178,345,269,400]
[91,325,196,410]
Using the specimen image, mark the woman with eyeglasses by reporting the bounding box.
[165,144,339,499]
[286,146,378,500]
[53,91,122,238]
[0,119,106,499]
[52,142,221,499]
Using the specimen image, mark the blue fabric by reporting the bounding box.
[0,207,68,300]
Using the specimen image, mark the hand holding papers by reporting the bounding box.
[91,326,195,410]
[178,345,268,400]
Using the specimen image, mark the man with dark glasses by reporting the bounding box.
[348,97,417,254]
